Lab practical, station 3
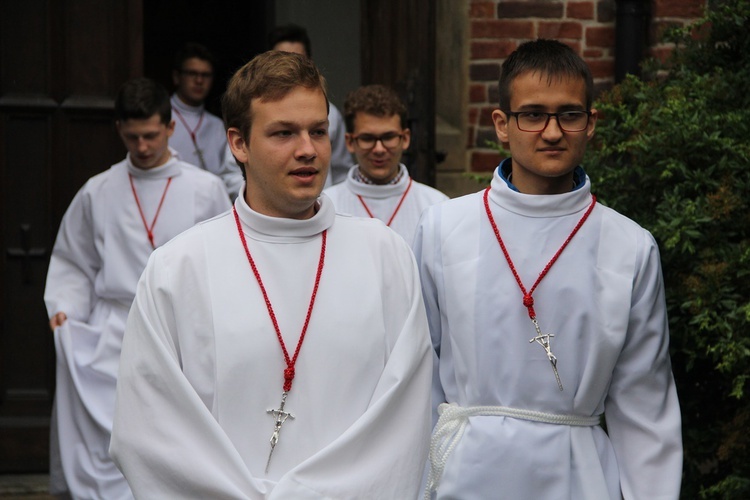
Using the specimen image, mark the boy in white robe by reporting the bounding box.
[416,39,683,499]
[110,51,432,499]
[324,84,448,246]
[44,77,230,499]
[171,42,244,199]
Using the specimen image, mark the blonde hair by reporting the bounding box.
[221,51,328,140]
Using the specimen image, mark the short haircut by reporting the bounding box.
[343,84,408,132]
[268,24,312,57]
[221,51,328,141]
[115,77,171,124]
[498,39,594,112]
[173,42,217,72]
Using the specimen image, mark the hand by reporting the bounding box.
[49,312,67,331]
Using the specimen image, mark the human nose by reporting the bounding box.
[296,133,318,160]
[541,114,564,140]
[371,138,388,153]
[136,137,149,152]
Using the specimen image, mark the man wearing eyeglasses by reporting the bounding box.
[171,42,243,199]
[416,39,682,499]
[324,84,448,246]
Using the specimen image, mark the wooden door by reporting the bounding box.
[0,0,141,472]
[360,0,436,185]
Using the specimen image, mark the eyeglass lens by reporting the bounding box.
[356,133,403,149]
[515,112,588,132]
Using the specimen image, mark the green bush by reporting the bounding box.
[583,1,750,497]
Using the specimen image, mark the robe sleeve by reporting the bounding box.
[604,231,683,499]
[110,251,274,499]
[412,209,448,425]
[111,236,432,499]
[44,186,99,322]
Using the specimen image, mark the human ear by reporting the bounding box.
[345,133,356,154]
[401,128,412,150]
[227,128,249,165]
[492,109,510,143]
[586,108,598,140]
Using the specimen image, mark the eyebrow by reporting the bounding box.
[515,103,586,112]
[268,119,330,129]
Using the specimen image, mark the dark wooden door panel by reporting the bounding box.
[0,0,142,472]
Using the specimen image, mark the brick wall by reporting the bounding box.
[465,0,707,173]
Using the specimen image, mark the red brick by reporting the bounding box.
[650,20,682,44]
[471,40,516,60]
[649,45,674,64]
[538,21,583,39]
[586,26,615,47]
[471,19,535,39]
[476,128,501,148]
[470,2,497,18]
[470,83,487,103]
[498,1,564,19]
[653,0,706,18]
[471,151,504,172]
[470,62,501,82]
[567,2,595,20]
[583,48,603,58]
[585,58,615,79]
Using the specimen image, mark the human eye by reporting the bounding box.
[311,127,328,138]
[273,130,293,138]
[520,112,546,122]
[559,111,586,122]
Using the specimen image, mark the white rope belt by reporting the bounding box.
[423,403,601,500]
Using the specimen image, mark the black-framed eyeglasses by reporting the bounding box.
[352,132,404,150]
[508,111,591,132]
[180,70,214,80]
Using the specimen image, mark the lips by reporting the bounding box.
[289,167,318,177]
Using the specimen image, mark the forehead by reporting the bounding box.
[250,86,328,124]
[118,114,167,133]
[509,70,587,108]
[352,112,401,132]
[273,41,307,56]
[181,57,212,71]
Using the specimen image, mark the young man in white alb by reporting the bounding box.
[324,84,448,246]
[45,77,230,499]
[171,42,243,199]
[417,39,682,499]
[110,51,432,499]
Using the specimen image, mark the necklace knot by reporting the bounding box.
[284,367,295,382]
[522,294,534,308]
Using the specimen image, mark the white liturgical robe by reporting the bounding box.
[171,94,244,198]
[44,152,230,499]
[324,164,448,247]
[110,193,433,499]
[414,166,683,499]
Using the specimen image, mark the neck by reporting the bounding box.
[175,93,203,108]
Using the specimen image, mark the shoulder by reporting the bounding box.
[177,161,225,186]
[330,213,411,254]
[411,181,450,202]
[420,190,483,223]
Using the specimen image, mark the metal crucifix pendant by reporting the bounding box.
[528,318,563,391]
[265,391,295,473]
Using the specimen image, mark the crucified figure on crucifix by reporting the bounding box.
[265,391,295,473]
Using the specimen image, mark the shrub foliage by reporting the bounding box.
[583,1,750,497]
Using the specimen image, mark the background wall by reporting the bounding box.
[275,0,362,109]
